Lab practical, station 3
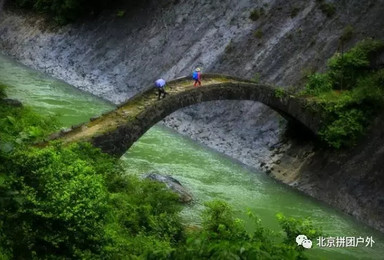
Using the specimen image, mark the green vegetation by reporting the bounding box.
[173,201,319,259]
[254,29,263,39]
[274,87,286,98]
[290,7,301,18]
[249,8,265,21]
[0,96,183,258]
[277,213,323,248]
[0,91,320,258]
[316,0,336,17]
[9,0,135,24]
[339,25,354,46]
[327,40,384,90]
[304,39,384,148]
[116,9,126,17]
[0,84,6,99]
[0,142,184,259]
[251,73,261,83]
[305,73,333,95]
[0,99,57,154]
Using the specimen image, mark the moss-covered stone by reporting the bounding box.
[45,75,322,156]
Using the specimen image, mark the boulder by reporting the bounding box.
[2,98,23,107]
[143,173,193,203]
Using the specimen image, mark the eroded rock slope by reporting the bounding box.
[1,0,384,230]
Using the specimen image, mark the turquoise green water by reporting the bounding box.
[0,54,114,125]
[1,53,383,259]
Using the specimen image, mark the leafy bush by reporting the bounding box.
[173,200,316,259]
[0,100,58,154]
[0,95,320,258]
[319,109,365,148]
[0,84,6,99]
[0,144,313,259]
[0,144,110,258]
[352,69,384,106]
[249,8,265,21]
[317,0,336,17]
[277,213,323,247]
[327,39,384,90]
[304,39,384,148]
[290,7,301,18]
[305,73,333,95]
[0,100,183,258]
[201,200,246,240]
[9,0,138,24]
[339,25,354,45]
[274,87,286,98]
[0,142,183,259]
[319,69,384,148]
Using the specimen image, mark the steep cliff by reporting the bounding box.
[0,0,384,231]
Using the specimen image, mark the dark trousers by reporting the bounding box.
[194,80,201,87]
[157,87,167,100]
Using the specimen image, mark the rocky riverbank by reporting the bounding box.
[272,112,384,232]
[1,0,384,231]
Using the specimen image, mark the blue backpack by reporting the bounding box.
[192,71,198,80]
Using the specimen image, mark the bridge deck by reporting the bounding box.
[54,77,245,144]
[43,74,321,156]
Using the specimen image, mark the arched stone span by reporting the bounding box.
[47,74,322,157]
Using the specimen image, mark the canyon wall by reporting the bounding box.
[1,0,384,231]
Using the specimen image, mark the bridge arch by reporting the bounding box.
[48,74,321,157]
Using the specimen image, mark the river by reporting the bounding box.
[1,53,383,259]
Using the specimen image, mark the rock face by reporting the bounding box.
[144,173,193,203]
[1,0,383,172]
[1,0,384,231]
[272,113,384,232]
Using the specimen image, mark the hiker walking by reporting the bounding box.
[193,67,202,87]
[154,78,168,100]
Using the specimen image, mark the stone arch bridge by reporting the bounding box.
[46,74,322,157]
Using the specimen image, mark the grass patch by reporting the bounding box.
[251,73,261,83]
[274,87,286,98]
